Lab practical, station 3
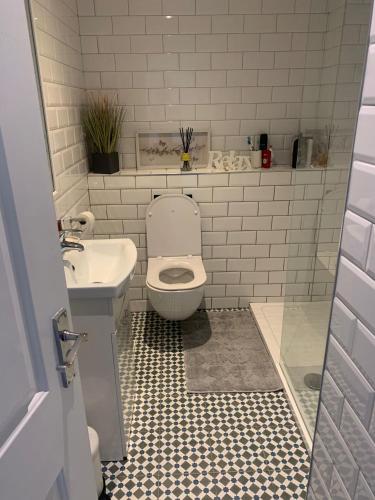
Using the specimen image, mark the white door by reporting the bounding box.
[0,1,97,499]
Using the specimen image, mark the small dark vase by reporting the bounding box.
[90,152,119,174]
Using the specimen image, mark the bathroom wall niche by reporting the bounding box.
[136,130,210,170]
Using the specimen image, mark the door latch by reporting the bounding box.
[52,308,88,388]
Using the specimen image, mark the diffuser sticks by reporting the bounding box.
[179,127,194,171]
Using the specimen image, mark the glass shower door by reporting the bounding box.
[278,0,370,437]
[279,166,340,435]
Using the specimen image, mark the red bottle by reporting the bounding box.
[262,149,271,168]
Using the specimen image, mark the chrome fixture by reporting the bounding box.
[59,229,84,254]
[52,308,88,387]
[61,240,84,254]
[60,228,83,238]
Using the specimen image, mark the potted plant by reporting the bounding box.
[82,94,125,174]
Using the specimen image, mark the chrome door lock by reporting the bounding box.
[52,308,88,387]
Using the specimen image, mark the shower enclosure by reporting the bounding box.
[280,166,348,434]
[280,0,372,437]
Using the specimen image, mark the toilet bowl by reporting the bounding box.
[146,194,207,321]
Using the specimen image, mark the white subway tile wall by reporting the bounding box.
[308,2,375,498]
[313,0,369,171]
[78,0,329,169]
[31,0,90,218]
[88,167,346,310]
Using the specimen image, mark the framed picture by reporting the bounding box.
[136,129,210,169]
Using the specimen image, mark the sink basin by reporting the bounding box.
[63,239,137,299]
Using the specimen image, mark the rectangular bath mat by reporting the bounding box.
[182,310,282,393]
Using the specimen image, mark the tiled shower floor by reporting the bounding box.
[103,310,310,499]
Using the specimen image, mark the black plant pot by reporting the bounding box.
[90,152,119,174]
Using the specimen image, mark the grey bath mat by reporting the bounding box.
[182,310,282,393]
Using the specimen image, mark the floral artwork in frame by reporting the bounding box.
[136,130,210,169]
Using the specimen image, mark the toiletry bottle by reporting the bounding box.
[259,133,268,151]
[305,137,313,168]
[262,149,271,168]
[291,137,299,168]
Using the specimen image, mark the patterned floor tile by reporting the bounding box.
[157,436,214,476]
[158,472,222,499]
[243,467,309,499]
[297,389,320,432]
[103,310,311,499]
[102,462,160,499]
[156,467,309,499]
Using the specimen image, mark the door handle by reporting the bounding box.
[52,308,89,387]
[60,330,88,367]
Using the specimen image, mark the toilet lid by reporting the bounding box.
[146,194,201,257]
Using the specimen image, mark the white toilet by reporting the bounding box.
[146,194,207,321]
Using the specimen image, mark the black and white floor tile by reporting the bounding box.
[296,390,320,434]
[102,310,310,499]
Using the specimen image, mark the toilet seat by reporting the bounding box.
[147,256,206,291]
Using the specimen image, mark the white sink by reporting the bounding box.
[63,239,137,299]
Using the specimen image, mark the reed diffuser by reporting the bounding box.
[179,127,194,171]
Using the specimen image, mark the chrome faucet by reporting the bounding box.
[61,240,85,255]
[59,229,84,254]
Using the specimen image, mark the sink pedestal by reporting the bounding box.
[63,237,137,461]
[70,293,135,461]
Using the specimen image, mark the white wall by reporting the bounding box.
[308,1,375,497]
[88,167,347,310]
[31,0,89,218]
[315,0,369,169]
[78,0,328,169]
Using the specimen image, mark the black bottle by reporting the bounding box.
[259,133,268,151]
[292,137,299,168]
